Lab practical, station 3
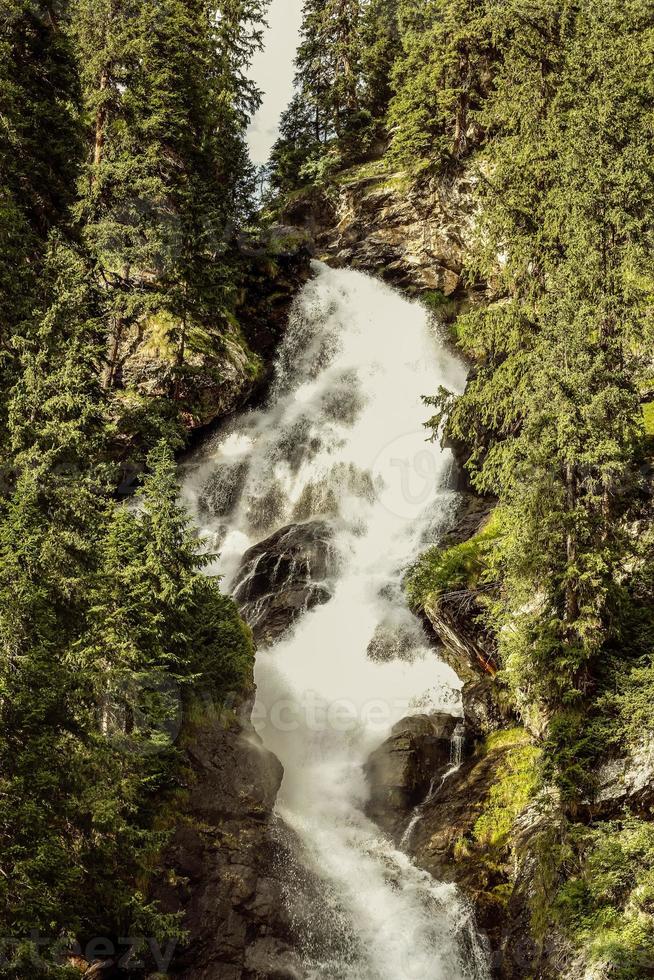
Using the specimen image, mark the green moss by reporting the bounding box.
[642,400,654,436]
[406,509,502,609]
[421,290,460,326]
[142,310,179,362]
[267,227,312,257]
[472,732,541,849]
[335,157,394,183]
[223,313,265,381]
[484,726,531,752]
[552,819,654,979]
[334,157,411,193]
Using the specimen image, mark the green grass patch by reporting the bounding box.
[335,157,394,183]
[484,727,532,752]
[421,289,460,326]
[473,731,541,849]
[642,400,654,436]
[334,157,411,193]
[406,509,502,609]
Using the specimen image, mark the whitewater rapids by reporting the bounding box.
[182,263,490,979]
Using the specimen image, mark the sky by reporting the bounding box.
[247,0,304,167]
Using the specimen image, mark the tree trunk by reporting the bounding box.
[565,462,579,623]
[454,50,469,158]
[104,318,123,390]
[173,284,189,401]
[90,68,109,187]
[103,265,130,390]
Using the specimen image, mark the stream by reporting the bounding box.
[182,263,491,979]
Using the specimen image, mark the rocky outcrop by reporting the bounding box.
[420,493,500,682]
[586,740,654,819]
[281,168,479,303]
[364,713,459,840]
[154,704,303,980]
[423,590,497,681]
[122,322,265,433]
[406,738,520,966]
[462,677,512,739]
[232,520,340,646]
[496,799,569,980]
[110,226,313,462]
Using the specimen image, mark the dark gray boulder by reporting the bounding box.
[153,703,306,980]
[232,520,339,646]
[364,713,459,840]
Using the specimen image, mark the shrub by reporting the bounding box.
[406,509,502,609]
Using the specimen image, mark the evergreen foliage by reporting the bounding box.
[388,0,492,170]
[0,0,260,969]
[429,0,654,796]
[553,819,654,979]
[72,0,266,431]
[0,0,83,450]
[269,0,400,191]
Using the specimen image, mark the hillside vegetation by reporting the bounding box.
[268,1,654,975]
[0,0,266,972]
[3,0,654,976]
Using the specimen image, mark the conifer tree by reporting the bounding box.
[138,440,254,701]
[389,0,492,169]
[432,0,654,798]
[0,240,116,952]
[295,0,362,142]
[0,0,82,456]
[73,0,266,397]
[268,92,321,192]
[359,0,401,131]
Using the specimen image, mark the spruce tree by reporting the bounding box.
[389,0,492,169]
[268,92,322,192]
[0,240,115,953]
[73,0,265,400]
[295,0,363,142]
[359,0,401,132]
[433,0,654,799]
[0,0,82,459]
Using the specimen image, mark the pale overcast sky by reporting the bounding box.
[247,0,304,166]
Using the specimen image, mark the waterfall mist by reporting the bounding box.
[182,263,490,979]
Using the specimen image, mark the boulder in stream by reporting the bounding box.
[233,520,339,646]
[364,713,460,840]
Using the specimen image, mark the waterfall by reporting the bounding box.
[451,721,467,767]
[400,723,468,852]
[182,263,490,979]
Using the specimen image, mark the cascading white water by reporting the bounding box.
[182,263,490,980]
[400,722,468,852]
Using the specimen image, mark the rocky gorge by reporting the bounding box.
[156,165,654,980]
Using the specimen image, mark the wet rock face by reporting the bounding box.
[154,705,305,980]
[232,520,339,646]
[364,713,459,841]
[463,677,510,739]
[406,740,518,967]
[282,172,476,301]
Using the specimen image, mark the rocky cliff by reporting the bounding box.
[154,703,303,980]
[280,164,480,307]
